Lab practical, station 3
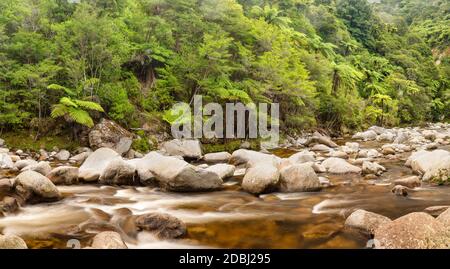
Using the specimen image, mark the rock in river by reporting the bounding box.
[393,176,421,188]
[21,161,52,176]
[78,148,121,182]
[205,164,236,180]
[345,209,391,235]
[135,213,187,239]
[89,118,133,155]
[47,166,79,185]
[322,157,361,174]
[99,158,136,185]
[161,139,202,159]
[279,163,321,192]
[0,234,28,249]
[14,170,61,203]
[203,152,231,163]
[91,231,128,249]
[242,164,279,194]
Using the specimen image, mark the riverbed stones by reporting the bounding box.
[322,157,361,174]
[362,161,386,176]
[436,208,450,227]
[0,196,19,213]
[91,231,128,249]
[89,118,133,155]
[393,131,409,144]
[135,213,187,239]
[99,158,136,185]
[288,151,315,164]
[160,139,202,159]
[393,176,421,188]
[55,150,70,161]
[242,165,280,194]
[424,206,450,217]
[279,163,321,192]
[14,170,61,203]
[422,155,450,183]
[406,150,450,178]
[21,161,52,176]
[0,153,14,169]
[311,144,331,152]
[78,148,121,182]
[69,152,91,164]
[203,152,231,163]
[205,164,235,180]
[140,152,222,192]
[344,209,391,235]
[374,212,449,249]
[0,234,28,249]
[47,166,79,185]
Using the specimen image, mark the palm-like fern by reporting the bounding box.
[48,84,104,128]
[250,5,292,28]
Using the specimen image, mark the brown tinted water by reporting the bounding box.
[1,141,450,249]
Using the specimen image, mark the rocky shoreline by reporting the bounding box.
[1,122,450,249]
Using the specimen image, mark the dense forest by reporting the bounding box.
[0,0,449,138]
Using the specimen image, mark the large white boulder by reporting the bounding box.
[78,148,121,182]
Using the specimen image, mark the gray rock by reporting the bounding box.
[14,159,38,170]
[69,152,91,164]
[91,231,127,249]
[322,158,361,174]
[311,144,331,152]
[55,150,70,161]
[424,205,450,217]
[242,164,279,194]
[306,132,338,148]
[394,176,421,188]
[345,209,391,235]
[78,148,121,182]
[352,130,377,141]
[14,170,61,203]
[288,151,315,164]
[362,161,386,176]
[230,149,280,167]
[89,118,133,155]
[135,213,187,239]
[47,166,79,185]
[21,161,52,176]
[393,131,409,144]
[205,164,236,180]
[0,196,19,213]
[99,158,136,185]
[0,153,14,169]
[203,152,231,163]
[374,212,448,249]
[392,185,409,196]
[161,139,202,159]
[0,234,28,249]
[279,163,321,192]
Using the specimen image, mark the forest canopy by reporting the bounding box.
[0,0,448,136]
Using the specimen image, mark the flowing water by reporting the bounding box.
[1,140,450,249]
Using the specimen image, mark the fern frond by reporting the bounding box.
[67,107,94,127]
[47,84,76,96]
[50,104,68,119]
[60,97,78,108]
[74,99,104,112]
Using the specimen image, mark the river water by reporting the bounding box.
[1,140,450,249]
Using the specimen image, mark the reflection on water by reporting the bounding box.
[1,141,450,249]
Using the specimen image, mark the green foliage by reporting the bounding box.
[0,0,448,136]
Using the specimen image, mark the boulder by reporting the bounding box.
[0,153,14,169]
[205,164,236,180]
[328,150,348,158]
[422,155,450,183]
[230,149,280,167]
[55,150,70,161]
[393,131,409,144]
[374,212,448,249]
[279,163,321,192]
[160,139,202,159]
[406,150,450,177]
[362,161,386,176]
[422,130,437,141]
[14,159,37,170]
[377,132,395,142]
[14,170,61,203]
[242,165,279,194]
[391,185,409,196]
[99,158,136,185]
[140,152,222,192]
[393,176,421,188]
[78,148,121,182]
[21,161,52,176]
[69,152,91,164]
[306,132,338,148]
[135,213,187,239]
[89,118,133,155]
[0,178,12,196]
[322,158,361,174]
[47,166,79,185]
[436,208,450,227]
[288,151,315,164]
[0,235,28,249]
[91,231,127,249]
[126,158,156,186]
[369,126,386,135]
[352,130,377,141]
[0,196,19,213]
[203,152,231,163]
[425,206,450,217]
[345,209,391,235]
[311,144,331,152]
